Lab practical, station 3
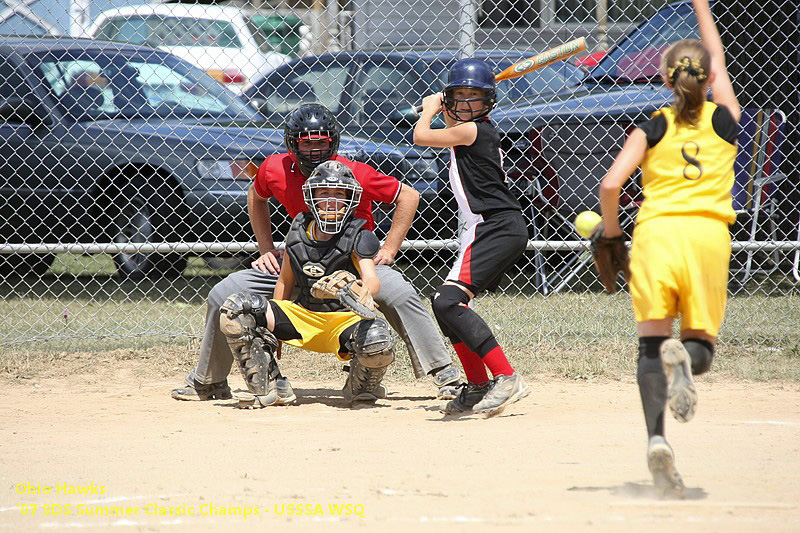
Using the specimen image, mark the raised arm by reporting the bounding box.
[413,93,477,148]
[693,0,740,121]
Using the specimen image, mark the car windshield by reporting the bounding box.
[30,49,262,122]
[589,2,698,83]
[432,57,584,105]
[95,15,242,49]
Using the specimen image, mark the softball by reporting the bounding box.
[574,210,601,238]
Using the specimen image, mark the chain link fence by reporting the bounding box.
[1,0,798,350]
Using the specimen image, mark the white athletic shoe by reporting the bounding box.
[647,435,686,498]
[472,373,530,416]
[660,339,697,423]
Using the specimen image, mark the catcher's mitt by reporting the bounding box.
[338,279,377,319]
[590,225,631,294]
[311,270,356,299]
[311,270,377,319]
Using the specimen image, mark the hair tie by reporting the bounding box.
[667,56,707,84]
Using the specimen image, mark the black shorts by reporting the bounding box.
[446,210,527,294]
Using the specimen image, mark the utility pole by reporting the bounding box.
[457,0,476,58]
[595,0,609,50]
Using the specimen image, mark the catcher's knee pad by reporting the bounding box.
[352,318,395,369]
[220,292,279,395]
[683,338,714,375]
[431,284,493,353]
[219,292,270,336]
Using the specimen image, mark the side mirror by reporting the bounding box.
[0,96,46,128]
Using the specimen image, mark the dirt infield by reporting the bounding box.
[2,365,799,532]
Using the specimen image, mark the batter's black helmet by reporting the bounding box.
[443,59,497,121]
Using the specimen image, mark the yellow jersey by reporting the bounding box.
[637,102,738,225]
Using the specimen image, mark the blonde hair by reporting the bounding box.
[660,39,710,127]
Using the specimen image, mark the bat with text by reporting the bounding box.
[412,37,587,114]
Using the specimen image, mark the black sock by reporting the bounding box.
[637,336,669,439]
[684,338,715,375]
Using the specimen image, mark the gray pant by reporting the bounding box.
[194,265,451,384]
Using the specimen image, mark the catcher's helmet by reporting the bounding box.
[302,160,363,235]
[443,58,497,121]
[284,103,341,176]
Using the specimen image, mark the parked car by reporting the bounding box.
[491,1,701,233]
[244,49,585,146]
[88,4,291,94]
[574,50,608,68]
[0,36,444,278]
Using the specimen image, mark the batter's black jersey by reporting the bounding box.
[450,119,522,223]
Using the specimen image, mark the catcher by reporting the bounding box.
[597,0,740,498]
[219,161,395,408]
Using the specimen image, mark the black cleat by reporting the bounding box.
[441,382,491,415]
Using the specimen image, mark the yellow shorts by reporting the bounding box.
[271,300,362,359]
[629,216,731,336]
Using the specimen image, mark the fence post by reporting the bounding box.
[457,0,476,58]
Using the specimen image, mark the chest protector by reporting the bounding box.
[286,212,367,312]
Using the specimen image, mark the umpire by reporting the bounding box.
[171,103,461,401]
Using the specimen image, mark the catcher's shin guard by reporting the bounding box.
[342,318,395,403]
[220,292,280,395]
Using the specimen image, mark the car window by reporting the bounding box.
[30,50,261,121]
[245,18,272,53]
[96,15,242,49]
[38,59,118,114]
[261,61,349,114]
[591,3,698,82]
[0,56,32,102]
[497,63,583,102]
[355,62,425,126]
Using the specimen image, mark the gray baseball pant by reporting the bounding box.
[193,265,452,383]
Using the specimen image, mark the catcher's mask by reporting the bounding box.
[302,161,362,235]
[284,103,341,176]
[443,58,496,122]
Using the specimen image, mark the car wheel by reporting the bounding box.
[111,189,187,280]
[0,253,55,277]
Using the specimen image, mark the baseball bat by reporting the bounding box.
[412,37,587,114]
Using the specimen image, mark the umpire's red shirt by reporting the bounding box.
[253,154,401,230]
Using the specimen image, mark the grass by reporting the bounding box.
[1,253,799,383]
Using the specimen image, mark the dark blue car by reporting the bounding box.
[244,49,584,144]
[492,2,699,231]
[0,37,441,278]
